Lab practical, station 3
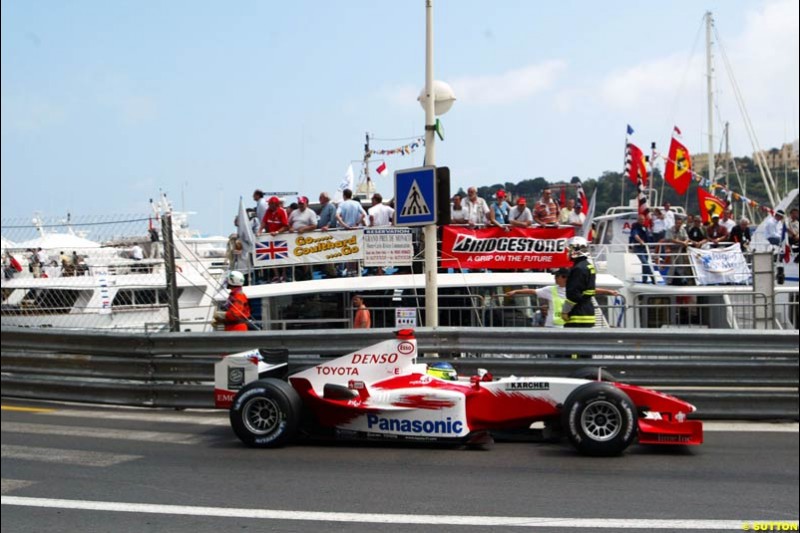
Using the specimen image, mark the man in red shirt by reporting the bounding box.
[258,196,289,236]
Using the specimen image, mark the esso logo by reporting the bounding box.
[397,341,414,354]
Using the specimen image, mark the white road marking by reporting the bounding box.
[0,496,775,530]
[1,445,140,467]
[1,480,36,495]
[1,421,210,445]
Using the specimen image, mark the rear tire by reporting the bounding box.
[562,382,636,456]
[230,379,302,448]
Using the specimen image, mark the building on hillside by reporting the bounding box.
[691,152,732,177]
[752,141,799,172]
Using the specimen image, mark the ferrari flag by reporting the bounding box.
[697,188,726,223]
[665,136,693,195]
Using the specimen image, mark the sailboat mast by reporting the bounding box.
[706,11,715,185]
[364,132,371,186]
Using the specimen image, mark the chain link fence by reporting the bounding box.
[1,214,226,331]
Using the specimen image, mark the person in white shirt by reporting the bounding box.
[368,193,394,227]
[288,196,318,233]
[720,210,736,233]
[765,209,785,246]
[505,269,570,328]
[507,197,533,228]
[131,244,144,260]
[464,186,491,226]
[662,202,676,232]
[253,189,268,225]
[566,202,586,227]
[450,195,469,224]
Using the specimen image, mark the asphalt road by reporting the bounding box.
[1,401,798,533]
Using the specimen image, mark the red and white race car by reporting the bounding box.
[214,330,703,456]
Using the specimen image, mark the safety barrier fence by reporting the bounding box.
[1,326,797,420]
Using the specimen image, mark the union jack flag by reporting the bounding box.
[256,240,289,262]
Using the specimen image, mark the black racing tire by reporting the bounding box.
[229,378,302,448]
[569,366,617,382]
[561,382,637,456]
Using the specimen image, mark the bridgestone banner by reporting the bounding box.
[441,226,575,270]
[687,243,752,285]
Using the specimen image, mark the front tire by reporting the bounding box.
[230,379,302,448]
[562,382,636,456]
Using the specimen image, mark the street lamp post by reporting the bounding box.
[423,0,438,328]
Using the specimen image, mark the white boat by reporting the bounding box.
[1,206,227,332]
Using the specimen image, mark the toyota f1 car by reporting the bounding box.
[214,330,703,456]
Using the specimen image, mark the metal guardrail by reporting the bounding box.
[1,326,797,419]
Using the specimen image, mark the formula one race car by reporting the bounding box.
[214,330,703,456]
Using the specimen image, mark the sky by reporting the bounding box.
[2,0,798,236]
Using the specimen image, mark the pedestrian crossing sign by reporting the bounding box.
[394,166,437,226]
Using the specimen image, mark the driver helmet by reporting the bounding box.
[567,236,590,259]
[427,361,458,381]
[227,270,245,287]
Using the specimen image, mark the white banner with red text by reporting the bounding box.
[440,226,575,270]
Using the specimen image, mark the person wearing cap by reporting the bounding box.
[490,190,510,225]
[257,197,290,282]
[288,196,318,234]
[507,197,532,228]
[258,196,289,237]
[505,269,571,328]
[765,209,785,246]
[566,201,585,228]
[707,213,728,248]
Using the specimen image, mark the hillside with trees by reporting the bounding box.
[458,155,797,221]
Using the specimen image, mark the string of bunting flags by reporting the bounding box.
[655,150,770,213]
[368,137,425,157]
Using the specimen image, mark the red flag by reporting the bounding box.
[9,256,23,272]
[626,143,648,187]
[376,162,388,176]
[697,188,726,223]
[664,136,692,195]
[559,186,566,207]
